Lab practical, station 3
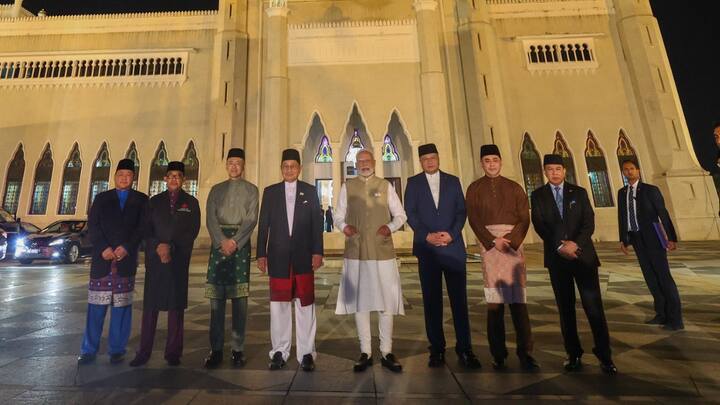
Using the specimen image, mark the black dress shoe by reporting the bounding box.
[563,356,582,372]
[300,354,315,372]
[109,353,125,364]
[167,358,181,367]
[381,353,402,373]
[428,352,445,368]
[77,353,96,365]
[231,350,247,367]
[491,357,506,370]
[519,355,540,371]
[129,355,149,367]
[645,316,666,325]
[458,351,481,369]
[203,350,223,369]
[353,353,373,372]
[269,351,286,370]
[662,323,684,331]
[601,361,618,375]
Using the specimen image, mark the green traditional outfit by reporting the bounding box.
[205,177,259,353]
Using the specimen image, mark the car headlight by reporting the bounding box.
[49,238,66,246]
[16,238,26,248]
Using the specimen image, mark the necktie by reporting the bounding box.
[554,186,563,219]
[628,186,639,232]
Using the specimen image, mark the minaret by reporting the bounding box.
[413,0,456,173]
[258,0,290,191]
[614,0,718,238]
[210,0,250,170]
[455,0,516,180]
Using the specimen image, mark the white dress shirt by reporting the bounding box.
[627,180,639,230]
[285,181,297,236]
[425,171,440,209]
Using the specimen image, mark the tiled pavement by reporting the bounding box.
[1,241,719,404]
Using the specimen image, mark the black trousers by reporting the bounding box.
[548,261,611,362]
[629,232,683,327]
[417,255,472,354]
[486,303,533,361]
[209,298,248,352]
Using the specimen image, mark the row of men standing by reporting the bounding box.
[76,142,682,375]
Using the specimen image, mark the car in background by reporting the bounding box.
[0,210,42,260]
[15,220,92,265]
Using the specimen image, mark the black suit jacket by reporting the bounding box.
[88,188,148,278]
[617,182,677,250]
[143,190,201,310]
[256,181,324,279]
[531,182,600,269]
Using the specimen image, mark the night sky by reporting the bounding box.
[4,1,718,171]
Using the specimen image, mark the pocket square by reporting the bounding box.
[177,207,191,213]
[302,200,308,204]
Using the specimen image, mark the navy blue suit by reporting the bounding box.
[405,171,472,354]
[618,182,683,327]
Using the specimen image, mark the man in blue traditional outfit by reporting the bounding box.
[78,158,148,365]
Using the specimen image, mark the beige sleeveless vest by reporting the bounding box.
[344,175,396,260]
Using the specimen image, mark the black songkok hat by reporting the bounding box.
[480,144,501,158]
[227,148,245,160]
[116,158,135,173]
[167,161,185,174]
[418,143,438,157]
[281,148,301,164]
[543,154,564,167]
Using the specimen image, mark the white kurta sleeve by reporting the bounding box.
[333,184,348,232]
[386,183,407,233]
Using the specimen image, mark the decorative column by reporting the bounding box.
[456,0,517,180]
[259,0,290,191]
[413,0,456,173]
[614,0,718,239]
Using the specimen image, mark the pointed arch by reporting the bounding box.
[381,134,400,162]
[149,141,169,197]
[30,143,54,215]
[2,144,25,215]
[552,131,577,185]
[520,133,543,198]
[345,129,366,163]
[584,131,614,207]
[383,110,413,204]
[88,142,112,213]
[182,140,200,197]
[315,136,333,163]
[125,141,140,190]
[616,130,641,186]
[340,103,373,181]
[58,143,83,215]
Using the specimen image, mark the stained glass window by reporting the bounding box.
[88,142,111,213]
[315,136,333,163]
[149,141,169,197]
[617,131,641,186]
[552,132,577,185]
[520,133,544,199]
[30,144,53,215]
[125,142,141,190]
[182,141,200,197]
[2,144,25,215]
[585,131,614,207]
[345,129,365,164]
[58,143,82,215]
[381,134,400,162]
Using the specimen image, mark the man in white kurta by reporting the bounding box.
[334,150,407,373]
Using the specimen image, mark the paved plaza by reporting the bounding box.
[0,241,719,404]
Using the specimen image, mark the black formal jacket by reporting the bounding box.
[531,182,600,269]
[617,182,677,250]
[404,171,467,271]
[256,181,324,279]
[143,190,201,310]
[88,188,148,279]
